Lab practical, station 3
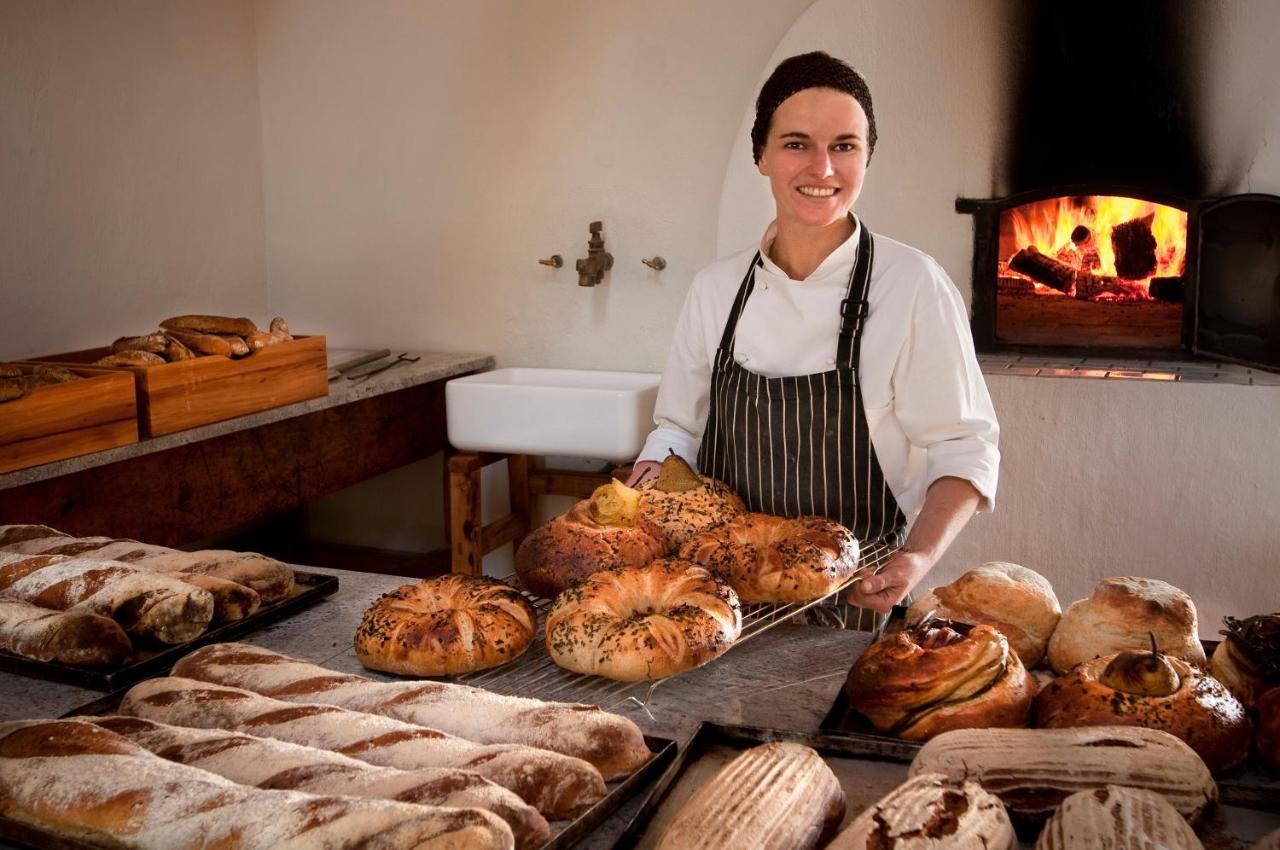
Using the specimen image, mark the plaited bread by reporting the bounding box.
[88,715,548,850]
[545,559,742,682]
[355,575,536,676]
[1034,652,1252,773]
[908,726,1218,827]
[1257,686,1280,773]
[1047,576,1205,675]
[119,676,607,819]
[635,474,746,549]
[656,742,845,850]
[0,599,132,667]
[1034,785,1204,850]
[907,562,1060,668]
[0,525,295,604]
[677,513,861,603]
[826,772,1016,850]
[0,718,514,850]
[0,551,214,644]
[846,622,1036,741]
[514,500,666,598]
[173,642,651,780]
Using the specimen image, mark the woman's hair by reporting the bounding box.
[750,51,876,165]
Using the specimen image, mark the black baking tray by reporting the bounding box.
[0,569,338,691]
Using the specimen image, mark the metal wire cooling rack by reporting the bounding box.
[449,539,899,713]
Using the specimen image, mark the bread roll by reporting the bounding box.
[1047,576,1205,675]
[89,715,549,850]
[1211,613,1280,710]
[907,562,1060,668]
[0,552,214,644]
[908,726,1217,827]
[678,513,860,603]
[636,473,745,549]
[826,772,1015,850]
[1257,686,1280,774]
[120,676,607,819]
[0,718,514,850]
[1034,651,1252,773]
[545,559,741,682]
[515,500,666,598]
[172,642,652,780]
[355,575,536,676]
[0,599,132,667]
[847,621,1035,741]
[656,742,845,850]
[1034,785,1204,850]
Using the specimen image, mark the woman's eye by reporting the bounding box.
[833,143,856,153]
[784,141,805,150]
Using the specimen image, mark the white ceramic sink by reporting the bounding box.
[446,368,661,461]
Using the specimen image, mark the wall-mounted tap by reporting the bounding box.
[575,221,614,287]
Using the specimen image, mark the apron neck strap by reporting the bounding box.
[837,219,874,368]
[717,252,761,354]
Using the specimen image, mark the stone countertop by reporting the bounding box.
[0,348,494,489]
[0,566,868,849]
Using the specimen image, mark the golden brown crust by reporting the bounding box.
[847,624,1035,741]
[1047,576,1205,675]
[545,559,741,682]
[161,314,258,337]
[515,500,666,598]
[0,600,132,667]
[160,328,233,357]
[1034,654,1252,774]
[93,350,166,368]
[111,332,168,354]
[908,562,1061,668]
[678,513,860,603]
[217,334,251,357]
[1256,687,1280,774]
[355,575,537,676]
[0,378,27,403]
[162,333,197,361]
[635,475,746,549]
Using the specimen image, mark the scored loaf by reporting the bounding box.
[656,742,845,850]
[173,641,651,779]
[87,715,549,850]
[826,772,1016,850]
[0,551,213,644]
[119,676,607,819]
[908,726,1218,827]
[0,599,132,667]
[0,718,515,850]
[1034,785,1204,850]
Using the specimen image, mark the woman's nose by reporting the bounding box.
[807,150,835,177]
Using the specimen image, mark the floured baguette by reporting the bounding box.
[0,600,132,667]
[120,676,607,820]
[0,718,514,850]
[656,742,845,850]
[827,772,1015,850]
[171,642,651,779]
[908,726,1217,827]
[0,552,213,644]
[1034,785,1203,850]
[87,715,549,850]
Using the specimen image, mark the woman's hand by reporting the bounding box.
[845,548,932,613]
[625,460,661,487]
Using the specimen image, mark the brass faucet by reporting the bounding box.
[575,221,614,287]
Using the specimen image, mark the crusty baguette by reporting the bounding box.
[656,742,845,850]
[0,378,28,403]
[173,642,652,779]
[0,600,132,667]
[269,316,294,340]
[94,350,165,367]
[163,332,197,361]
[161,314,258,337]
[826,772,1016,850]
[162,328,233,357]
[88,715,549,850]
[908,726,1218,827]
[30,365,81,385]
[246,329,280,350]
[1034,785,1203,850]
[111,332,168,354]
[120,676,607,819]
[0,552,214,644]
[219,334,251,357]
[0,718,514,850]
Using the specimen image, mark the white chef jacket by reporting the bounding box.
[638,219,1000,522]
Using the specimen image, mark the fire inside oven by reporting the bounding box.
[995,195,1188,350]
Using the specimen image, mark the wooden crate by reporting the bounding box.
[32,336,328,437]
[0,366,139,474]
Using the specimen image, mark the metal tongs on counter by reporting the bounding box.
[327,349,391,382]
[346,352,420,382]
[327,350,422,383]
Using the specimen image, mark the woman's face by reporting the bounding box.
[757,87,870,232]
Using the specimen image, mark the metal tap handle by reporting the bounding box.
[641,256,667,271]
[538,255,563,268]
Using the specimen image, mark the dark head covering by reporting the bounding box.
[750,51,876,165]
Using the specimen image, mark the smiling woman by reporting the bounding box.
[627,52,1000,629]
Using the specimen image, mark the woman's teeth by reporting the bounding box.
[797,186,837,197]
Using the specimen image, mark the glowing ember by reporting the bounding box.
[999,196,1187,301]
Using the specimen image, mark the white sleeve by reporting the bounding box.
[891,266,1001,511]
[637,280,713,469]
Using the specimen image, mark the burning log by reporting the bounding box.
[1073,272,1129,300]
[1149,276,1184,302]
[1111,214,1158,280]
[998,275,1035,295]
[1008,246,1076,293]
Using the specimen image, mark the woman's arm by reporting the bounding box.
[845,475,981,612]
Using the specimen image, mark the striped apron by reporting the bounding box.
[696,221,907,629]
